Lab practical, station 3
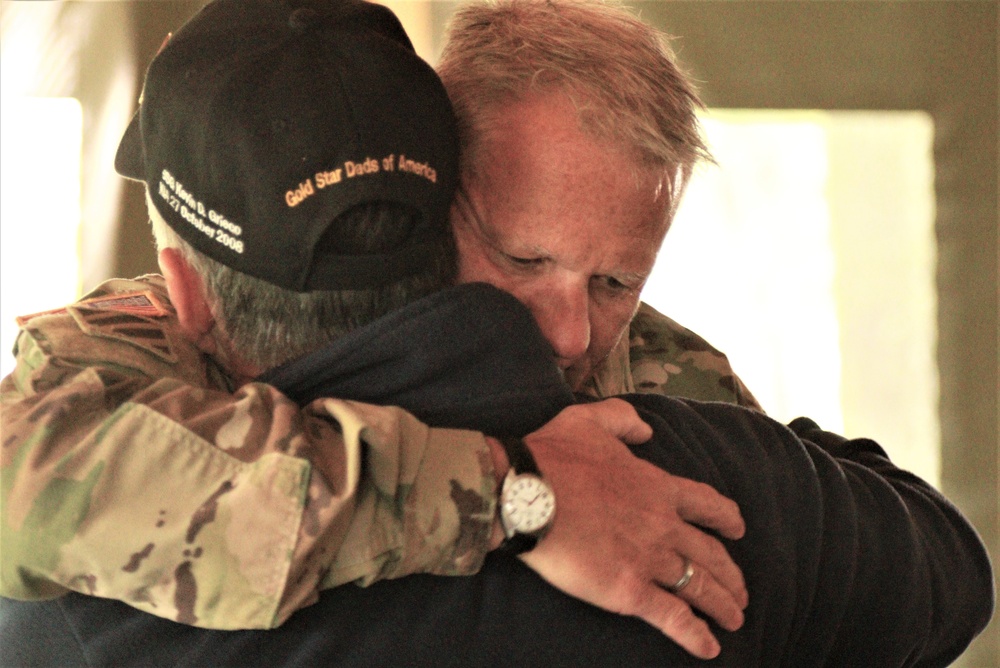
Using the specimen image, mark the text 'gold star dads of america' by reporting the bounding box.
[285,153,438,207]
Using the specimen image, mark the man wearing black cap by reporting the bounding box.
[0,0,992,665]
[1,0,748,657]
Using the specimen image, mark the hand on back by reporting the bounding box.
[516,398,747,660]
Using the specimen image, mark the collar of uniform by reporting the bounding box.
[576,329,634,399]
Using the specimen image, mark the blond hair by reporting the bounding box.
[438,0,711,218]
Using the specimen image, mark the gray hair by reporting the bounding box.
[148,194,455,370]
[437,0,712,219]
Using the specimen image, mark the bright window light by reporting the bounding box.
[642,109,938,487]
[0,97,83,378]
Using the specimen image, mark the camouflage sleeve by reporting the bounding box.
[0,278,495,630]
[583,301,762,410]
[629,302,762,409]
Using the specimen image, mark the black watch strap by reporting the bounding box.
[497,532,539,556]
[499,437,540,475]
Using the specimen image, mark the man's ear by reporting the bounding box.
[158,248,218,354]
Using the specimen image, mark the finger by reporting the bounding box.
[672,476,746,541]
[633,584,722,660]
[660,557,745,632]
[582,398,653,444]
[662,521,747,610]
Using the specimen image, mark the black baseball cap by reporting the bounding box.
[115,0,458,291]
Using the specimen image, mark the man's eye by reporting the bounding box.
[597,275,637,294]
[505,254,542,267]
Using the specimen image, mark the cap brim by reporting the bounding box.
[114,109,145,181]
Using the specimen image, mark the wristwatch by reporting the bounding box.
[497,437,556,555]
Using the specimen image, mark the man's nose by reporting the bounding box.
[532,287,591,366]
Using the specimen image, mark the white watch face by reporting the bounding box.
[502,473,555,534]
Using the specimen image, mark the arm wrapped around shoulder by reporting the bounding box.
[785,414,995,666]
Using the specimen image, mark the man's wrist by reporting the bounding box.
[493,437,556,556]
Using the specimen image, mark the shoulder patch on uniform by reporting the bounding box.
[16,290,171,327]
[71,306,178,363]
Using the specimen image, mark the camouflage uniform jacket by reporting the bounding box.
[1,276,494,629]
[0,276,757,630]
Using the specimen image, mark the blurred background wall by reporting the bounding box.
[1,1,996,664]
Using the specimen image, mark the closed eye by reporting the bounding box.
[594,274,643,295]
[504,253,545,268]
